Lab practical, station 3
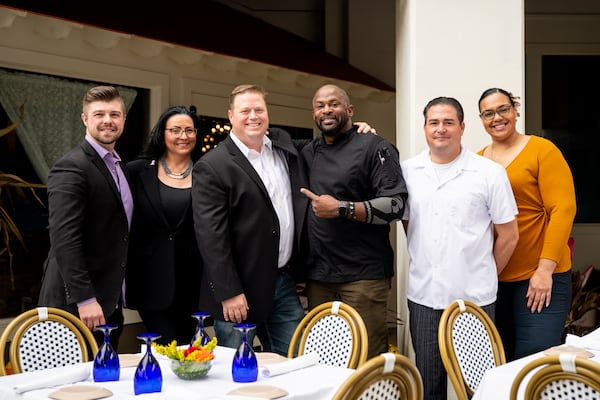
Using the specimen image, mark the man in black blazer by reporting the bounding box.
[39,86,133,348]
[192,84,308,356]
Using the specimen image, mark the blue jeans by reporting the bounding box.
[496,271,571,361]
[214,271,305,356]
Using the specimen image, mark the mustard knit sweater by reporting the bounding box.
[479,135,577,282]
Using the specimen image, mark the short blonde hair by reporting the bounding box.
[229,84,267,109]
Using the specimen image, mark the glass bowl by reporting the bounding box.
[170,359,212,380]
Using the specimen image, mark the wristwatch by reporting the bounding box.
[338,201,349,219]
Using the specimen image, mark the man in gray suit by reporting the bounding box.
[39,86,133,348]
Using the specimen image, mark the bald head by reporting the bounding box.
[312,84,354,142]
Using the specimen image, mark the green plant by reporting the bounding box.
[0,104,46,290]
[564,264,600,337]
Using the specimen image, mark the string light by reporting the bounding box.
[198,116,231,154]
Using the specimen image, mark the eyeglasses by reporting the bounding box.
[479,104,513,121]
[166,127,197,136]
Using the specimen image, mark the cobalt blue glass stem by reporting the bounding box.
[93,324,120,382]
[232,323,258,383]
[191,312,211,346]
[134,333,162,395]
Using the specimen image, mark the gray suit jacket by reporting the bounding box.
[39,140,130,319]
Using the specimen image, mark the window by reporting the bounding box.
[541,55,600,223]
[0,71,149,318]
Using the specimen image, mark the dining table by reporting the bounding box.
[472,328,600,400]
[0,346,355,400]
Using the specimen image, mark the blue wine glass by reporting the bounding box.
[231,323,258,382]
[93,324,120,382]
[134,333,162,395]
[190,312,211,346]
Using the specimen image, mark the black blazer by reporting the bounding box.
[192,128,309,322]
[39,140,130,319]
[125,159,201,311]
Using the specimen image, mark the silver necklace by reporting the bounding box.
[160,157,193,179]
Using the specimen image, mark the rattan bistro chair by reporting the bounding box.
[287,301,368,369]
[509,354,600,400]
[0,307,98,375]
[438,299,506,400]
[333,352,423,400]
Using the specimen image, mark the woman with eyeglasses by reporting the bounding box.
[477,88,576,361]
[125,106,203,344]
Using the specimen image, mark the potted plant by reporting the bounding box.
[0,107,46,290]
[564,264,600,338]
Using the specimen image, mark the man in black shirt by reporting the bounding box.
[300,84,408,357]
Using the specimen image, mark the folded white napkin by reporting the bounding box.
[13,364,90,394]
[262,352,319,377]
[565,331,600,351]
[584,326,600,339]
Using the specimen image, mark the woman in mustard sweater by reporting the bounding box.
[477,88,577,360]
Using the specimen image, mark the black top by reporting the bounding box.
[159,182,191,228]
[301,126,407,283]
[125,159,201,312]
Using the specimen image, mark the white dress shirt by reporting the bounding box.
[230,132,294,268]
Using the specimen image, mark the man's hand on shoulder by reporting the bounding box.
[354,122,377,135]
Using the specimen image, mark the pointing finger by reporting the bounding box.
[300,188,319,201]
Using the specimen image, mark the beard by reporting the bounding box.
[317,115,348,137]
[95,136,118,145]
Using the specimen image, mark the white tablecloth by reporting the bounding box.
[472,332,600,400]
[0,346,354,400]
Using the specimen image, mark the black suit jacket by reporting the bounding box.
[192,128,308,322]
[39,140,130,319]
[125,159,201,311]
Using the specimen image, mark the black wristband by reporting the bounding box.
[338,201,349,218]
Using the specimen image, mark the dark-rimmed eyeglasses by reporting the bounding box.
[166,127,197,137]
[479,104,512,121]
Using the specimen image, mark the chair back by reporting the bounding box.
[509,354,600,400]
[438,299,506,400]
[0,307,98,375]
[287,301,368,368]
[333,352,423,400]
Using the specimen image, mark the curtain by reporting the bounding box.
[0,69,137,183]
